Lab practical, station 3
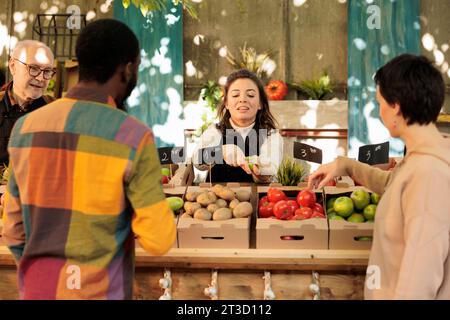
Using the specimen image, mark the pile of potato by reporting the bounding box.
[181,184,253,221]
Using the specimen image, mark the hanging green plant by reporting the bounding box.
[122,0,198,19]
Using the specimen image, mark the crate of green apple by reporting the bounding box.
[256,186,328,249]
[324,186,379,250]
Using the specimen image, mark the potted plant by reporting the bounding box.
[290,72,334,100]
[225,42,277,81]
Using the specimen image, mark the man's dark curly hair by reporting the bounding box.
[76,19,139,83]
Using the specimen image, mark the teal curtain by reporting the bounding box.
[114,1,184,148]
[348,0,421,157]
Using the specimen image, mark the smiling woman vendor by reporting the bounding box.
[192,69,283,183]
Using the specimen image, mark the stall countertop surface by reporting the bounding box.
[0,245,370,271]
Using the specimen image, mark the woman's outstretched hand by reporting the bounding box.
[307,160,339,189]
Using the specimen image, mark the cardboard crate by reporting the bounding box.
[324,186,375,250]
[256,185,328,250]
[177,183,254,249]
[162,164,194,187]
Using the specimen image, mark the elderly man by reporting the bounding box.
[0,40,55,165]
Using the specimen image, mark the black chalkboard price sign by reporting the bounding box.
[358,141,389,165]
[293,142,323,164]
[157,147,185,165]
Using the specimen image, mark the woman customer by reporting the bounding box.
[308,54,450,299]
[193,69,283,183]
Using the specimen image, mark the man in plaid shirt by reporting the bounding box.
[2,19,176,300]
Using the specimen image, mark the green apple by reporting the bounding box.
[363,204,377,221]
[326,207,336,215]
[371,193,380,205]
[166,196,184,213]
[333,196,354,217]
[161,168,171,177]
[356,236,373,242]
[347,213,365,223]
[326,197,337,209]
[329,214,345,221]
[350,189,370,210]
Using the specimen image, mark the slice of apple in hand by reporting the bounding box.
[245,155,260,175]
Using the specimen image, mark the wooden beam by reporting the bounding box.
[135,247,369,271]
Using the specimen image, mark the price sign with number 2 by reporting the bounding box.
[157,147,185,165]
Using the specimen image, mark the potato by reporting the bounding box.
[180,213,193,219]
[229,199,240,212]
[233,201,253,218]
[207,191,217,202]
[207,203,219,214]
[184,202,202,215]
[194,208,212,220]
[235,190,251,202]
[196,192,217,206]
[215,199,228,208]
[212,184,224,197]
[185,191,200,202]
[217,187,235,201]
[213,208,232,221]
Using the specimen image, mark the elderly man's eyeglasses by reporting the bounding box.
[13,58,56,80]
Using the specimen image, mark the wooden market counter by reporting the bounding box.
[0,245,369,300]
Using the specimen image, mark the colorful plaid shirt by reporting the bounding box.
[1,85,176,299]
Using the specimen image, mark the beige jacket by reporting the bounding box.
[337,136,450,299]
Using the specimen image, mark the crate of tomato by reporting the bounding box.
[256,185,328,249]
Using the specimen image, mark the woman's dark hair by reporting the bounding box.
[374,54,445,125]
[0,68,5,88]
[216,69,277,134]
[76,19,139,84]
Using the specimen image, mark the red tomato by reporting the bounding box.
[161,175,169,184]
[286,200,299,212]
[259,196,270,207]
[259,202,275,218]
[311,210,326,219]
[296,190,317,208]
[267,188,287,203]
[313,203,324,214]
[294,207,313,220]
[273,200,294,220]
[325,178,337,186]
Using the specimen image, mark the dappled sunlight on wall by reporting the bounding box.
[421,32,449,80]
[115,1,185,148]
[347,0,420,158]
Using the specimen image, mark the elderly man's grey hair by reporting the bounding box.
[11,40,54,61]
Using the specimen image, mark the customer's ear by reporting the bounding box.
[124,62,133,82]
[392,102,402,117]
[8,58,16,76]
